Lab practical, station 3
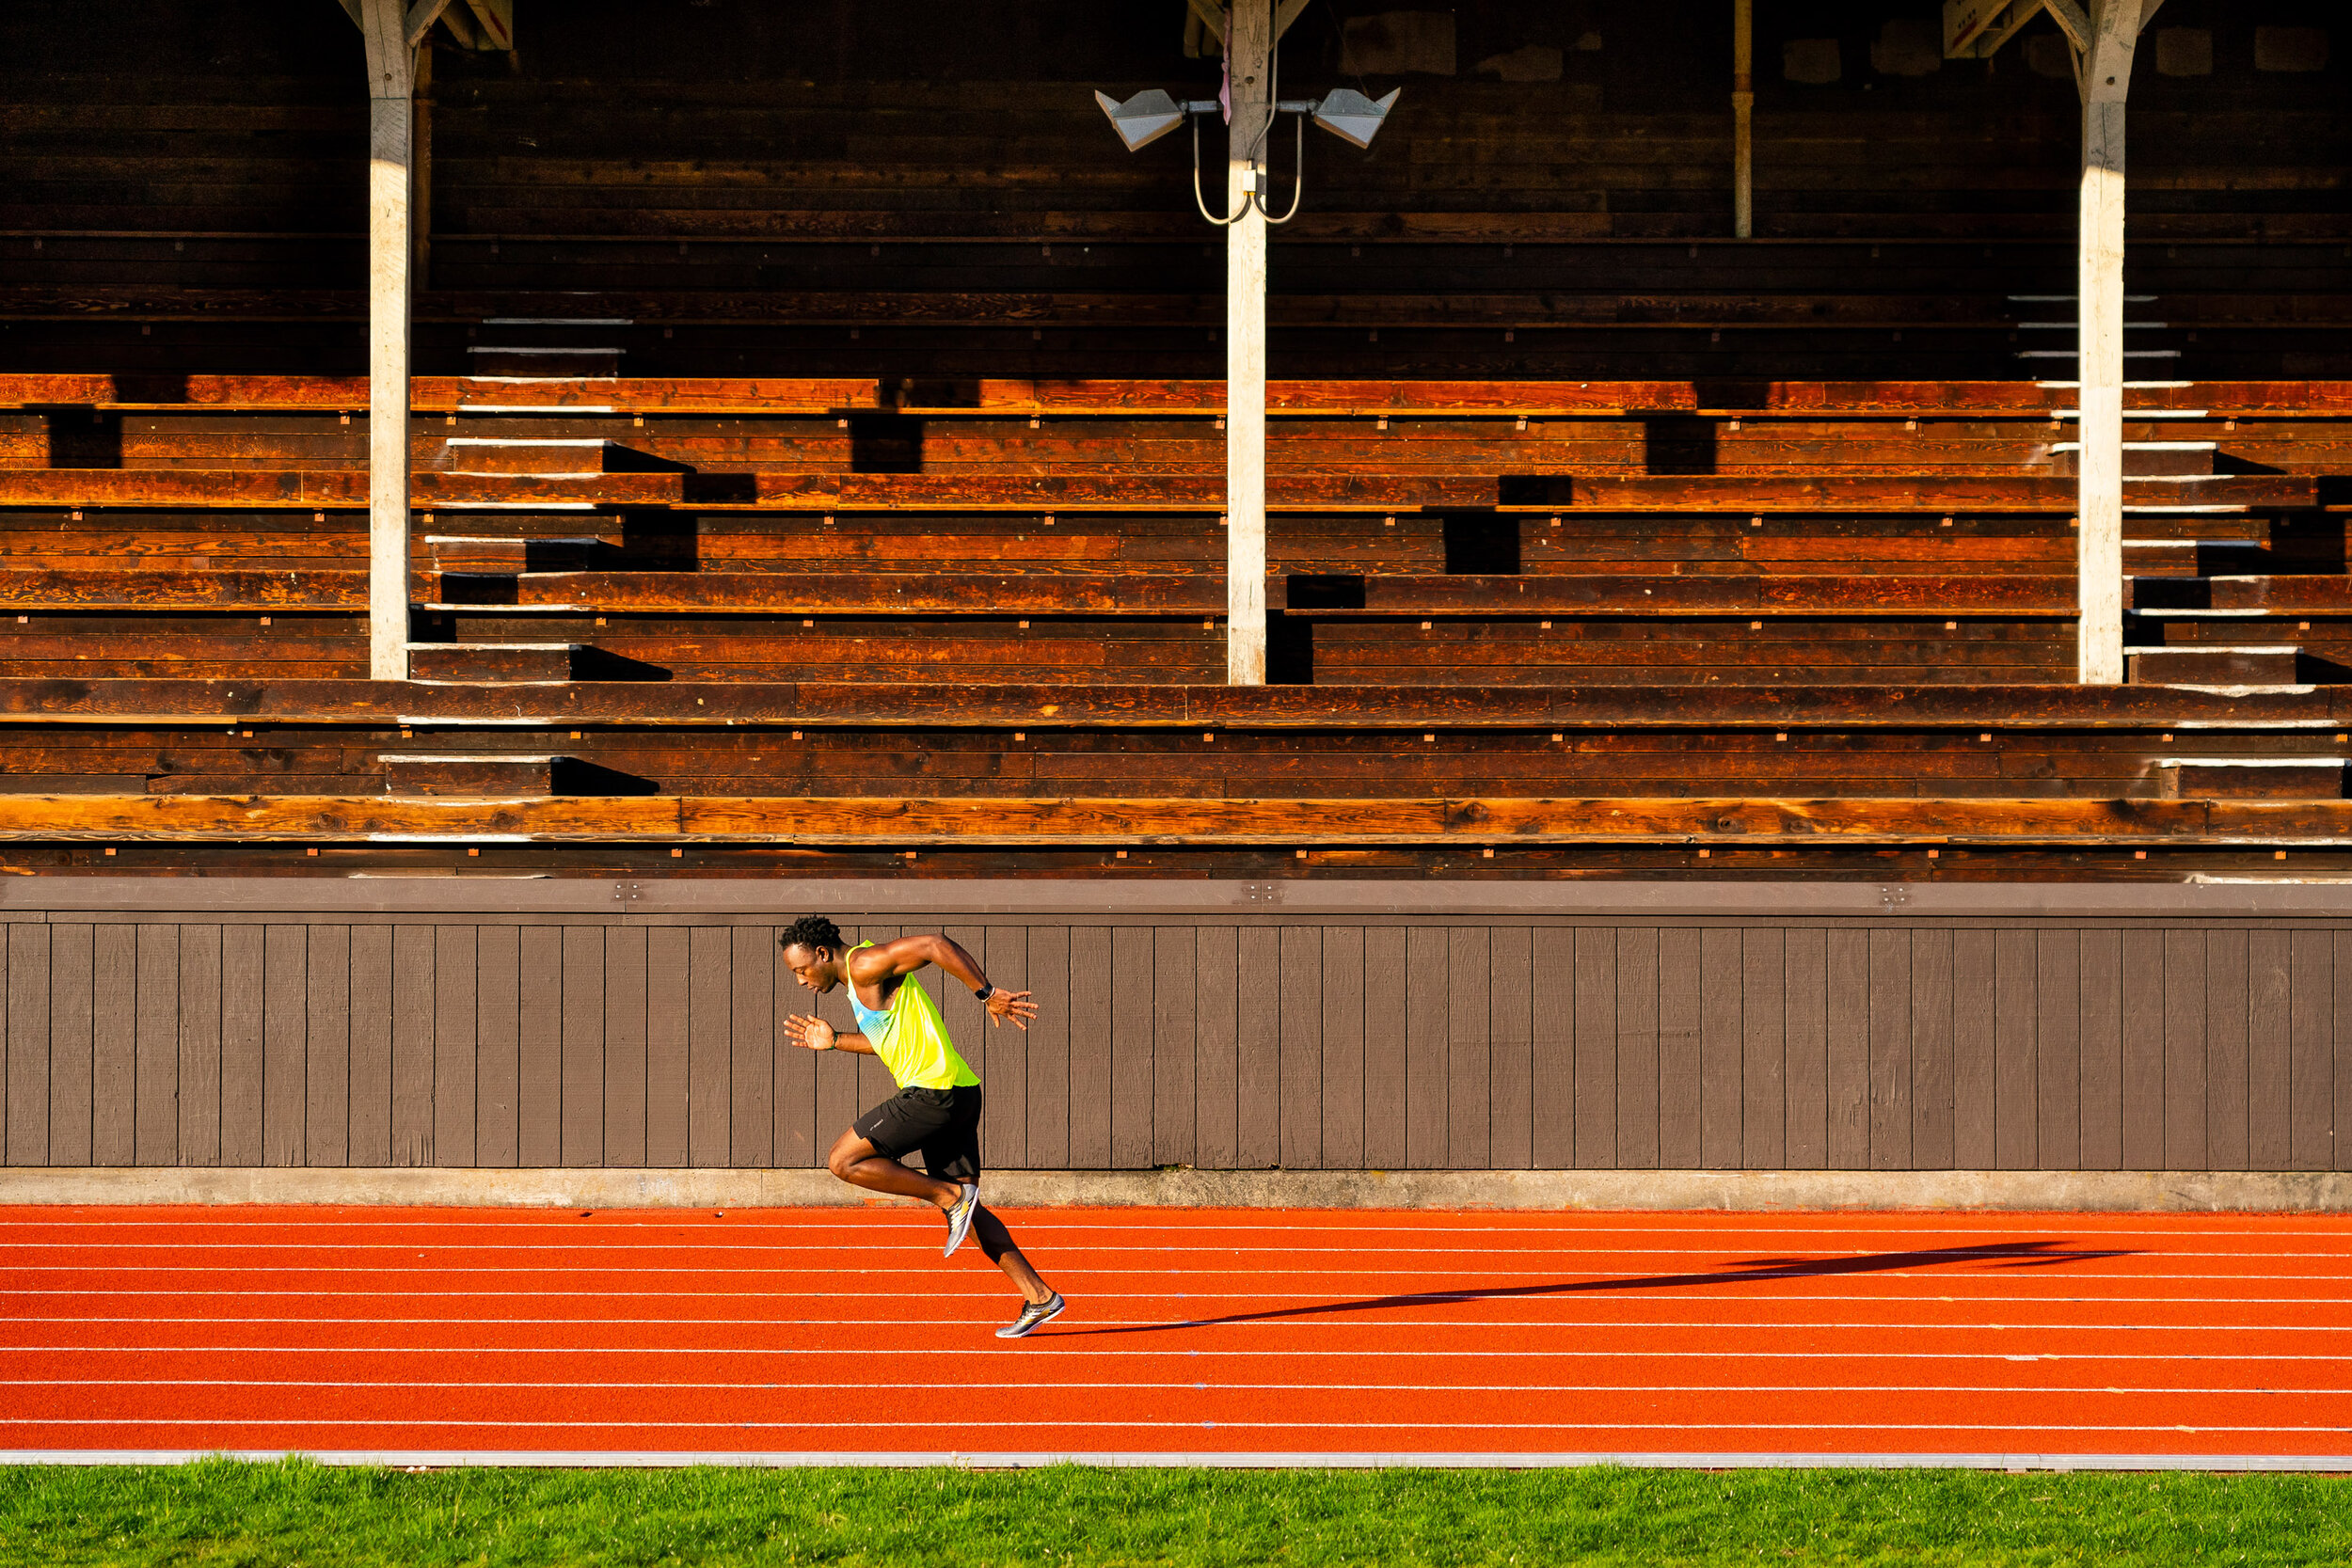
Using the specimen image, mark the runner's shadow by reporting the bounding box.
[1056,1240,2137,1338]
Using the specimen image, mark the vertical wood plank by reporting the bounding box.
[1446,927,1489,1170]
[1657,927,1704,1168]
[91,926,137,1166]
[2335,932,2352,1174]
[2079,928,2125,1170]
[2119,929,2166,1169]
[1403,927,1448,1169]
[1782,927,1826,1170]
[389,925,434,1167]
[1994,928,2038,1171]
[259,926,305,1167]
[1698,927,1741,1170]
[1153,926,1198,1168]
[764,927,811,1172]
[1571,927,1614,1169]
[133,926,177,1166]
[2287,931,2332,1171]
[1232,926,1289,1170]
[7,927,50,1165]
[1950,930,1995,1170]
[1823,928,1868,1168]
[2163,929,2207,1169]
[475,924,520,1168]
[2204,928,2250,1172]
[728,927,771,1169]
[1614,927,1660,1169]
[215,927,260,1168]
[1869,929,1916,1171]
[601,926,647,1168]
[1528,927,1574,1168]
[1909,929,1955,1170]
[1110,927,1155,1169]
[1025,926,1073,1170]
[304,926,349,1167]
[1740,928,1785,1170]
[514,927,563,1168]
[1279,926,1321,1169]
[1066,927,1114,1167]
[347,925,393,1168]
[1486,926,1529,1172]
[432,926,477,1168]
[2036,929,2082,1171]
[686,927,731,1168]
[1360,927,1407,1169]
[2247,929,2291,1172]
[643,927,690,1168]
[563,927,606,1167]
[1323,926,1369,1171]
[981,926,1031,1169]
[1193,926,1238,1170]
[179,927,225,1168]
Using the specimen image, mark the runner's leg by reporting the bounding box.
[925,1086,1056,1306]
[825,1128,960,1211]
[970,1204,1056,1306]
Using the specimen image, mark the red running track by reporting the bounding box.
[2,1204,2349,1469]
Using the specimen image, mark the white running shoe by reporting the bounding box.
[943,1183,979,1258]
[997,1292,1067,1338]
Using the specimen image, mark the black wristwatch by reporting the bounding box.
[975,984,995,1003]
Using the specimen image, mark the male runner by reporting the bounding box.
[778,914,1067,1338]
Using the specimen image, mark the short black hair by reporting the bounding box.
[779,914,845,955]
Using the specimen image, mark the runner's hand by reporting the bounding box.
[983,989,1040,1030]
[784,1014,835,1052]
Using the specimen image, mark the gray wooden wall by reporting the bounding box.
[1,914,2344,1172]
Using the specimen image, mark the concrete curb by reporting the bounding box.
[2,1167,2347,1212]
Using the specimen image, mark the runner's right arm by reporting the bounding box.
[782,1015,875,1054]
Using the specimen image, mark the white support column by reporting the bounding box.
[1225,0,1272,686]
[359,0,415,682]
[2070,0,2159,685]
[1732,0,1754,239]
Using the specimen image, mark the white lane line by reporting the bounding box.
[6,1449,2347,1472]
[17,1289,2346,1307]
[8,1343,2347,1363]
[7,1239,2343,1259]
[15,1219,2348,1240]
[8,1314,2346,1333]
[8,1259,2333,1278]
[11,1379,2345,1396]
[13,1418,2350,1436]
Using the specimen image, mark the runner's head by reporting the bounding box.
[779,915,849,992]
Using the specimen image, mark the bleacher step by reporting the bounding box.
[406,642,583,684]
[2128,646,2301,686]
[380,752,564,798]
[2156,757,2347,800]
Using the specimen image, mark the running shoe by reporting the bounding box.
[996,1292,1067,1338]
[943,1183,979,1258]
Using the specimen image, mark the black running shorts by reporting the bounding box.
[851,1084,983,1183]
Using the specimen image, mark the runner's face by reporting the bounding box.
[782,943,837,993]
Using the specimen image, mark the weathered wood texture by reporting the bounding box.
[1,911,2337,1174]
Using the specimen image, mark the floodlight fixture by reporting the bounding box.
[1093,88,1189,152]
[1310,87,1401,150]
[1092,72,1401,225]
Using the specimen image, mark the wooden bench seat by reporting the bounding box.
[4,375,2348,420]
[1,467,2313,513]
[0,678,2340,731]
[1280,575,2072,617]
[0,791,2341,847]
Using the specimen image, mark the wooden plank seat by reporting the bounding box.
[0,678,2344,730]
[0,468,2314,513]
[0,792,2344,847]
[1279,574,2072,617]
[7,375,2352,420]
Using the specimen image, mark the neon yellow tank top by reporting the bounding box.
[846,942,981,1091]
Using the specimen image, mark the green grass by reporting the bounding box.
[1,1460,2345,1567]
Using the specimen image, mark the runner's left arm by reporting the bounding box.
[853,934,1041,1030]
